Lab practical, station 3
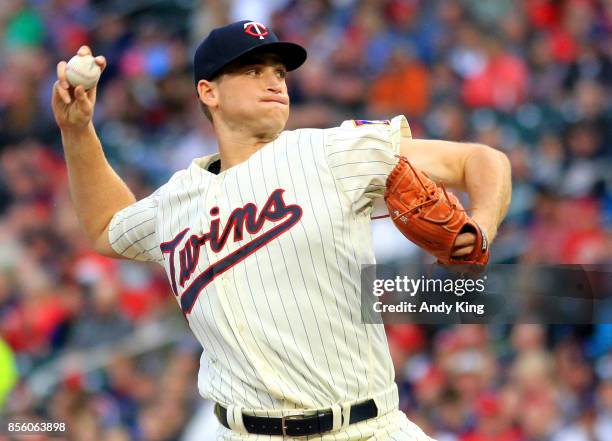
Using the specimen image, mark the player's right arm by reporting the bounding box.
[52,46,134,258]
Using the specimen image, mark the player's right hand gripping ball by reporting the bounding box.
[384,156,489,265]
[65,55,101,90]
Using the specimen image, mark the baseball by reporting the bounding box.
[65,54,101,90]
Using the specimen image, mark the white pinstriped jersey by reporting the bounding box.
[109,115,412,411]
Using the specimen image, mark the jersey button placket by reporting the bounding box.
[206,178,230,296]
[203,176,221,237]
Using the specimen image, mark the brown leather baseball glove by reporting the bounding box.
[383,155,489,265]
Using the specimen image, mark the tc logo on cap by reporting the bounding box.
[243,21,269,40]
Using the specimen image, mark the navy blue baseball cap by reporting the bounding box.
[193,20,307,84]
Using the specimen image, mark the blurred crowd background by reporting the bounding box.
[0,0,611,440]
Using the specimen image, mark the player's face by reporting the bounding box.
[214,54,290,135]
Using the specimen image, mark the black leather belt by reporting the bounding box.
[214,399,378,436]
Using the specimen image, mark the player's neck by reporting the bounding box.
[214,125,280,172]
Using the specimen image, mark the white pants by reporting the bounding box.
[216,409,435,440]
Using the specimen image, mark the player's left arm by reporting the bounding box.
[399,139,512,255]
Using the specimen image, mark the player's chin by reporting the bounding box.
[260,101,289,116]
[260,109,288,129]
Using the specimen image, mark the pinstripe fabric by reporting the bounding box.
[107,116,425,437]
[108,191,161,262]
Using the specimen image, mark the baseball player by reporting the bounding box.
[51,20,511,440]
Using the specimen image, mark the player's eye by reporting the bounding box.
[276,69,287,79]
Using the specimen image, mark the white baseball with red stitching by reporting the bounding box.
[65,55,101,90]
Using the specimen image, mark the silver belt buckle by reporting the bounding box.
[281,414,303,436]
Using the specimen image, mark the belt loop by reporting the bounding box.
[226,405,246,433]
[341,402,351,428]
[331,404,342,431]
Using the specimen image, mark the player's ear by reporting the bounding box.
[197,79,218,108]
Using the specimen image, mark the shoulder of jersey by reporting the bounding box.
[331,119,393,137]
[337,117,411,138]
[341,119,391,128]
[169,168,190,183]
[156,168,191,194]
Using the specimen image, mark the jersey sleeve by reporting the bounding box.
[108,188,162,263]
[324,115,412,212]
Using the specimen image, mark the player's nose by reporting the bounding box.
[266,85,282,96]
[263,70,284,93]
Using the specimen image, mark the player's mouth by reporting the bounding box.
[260,96,288,105]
